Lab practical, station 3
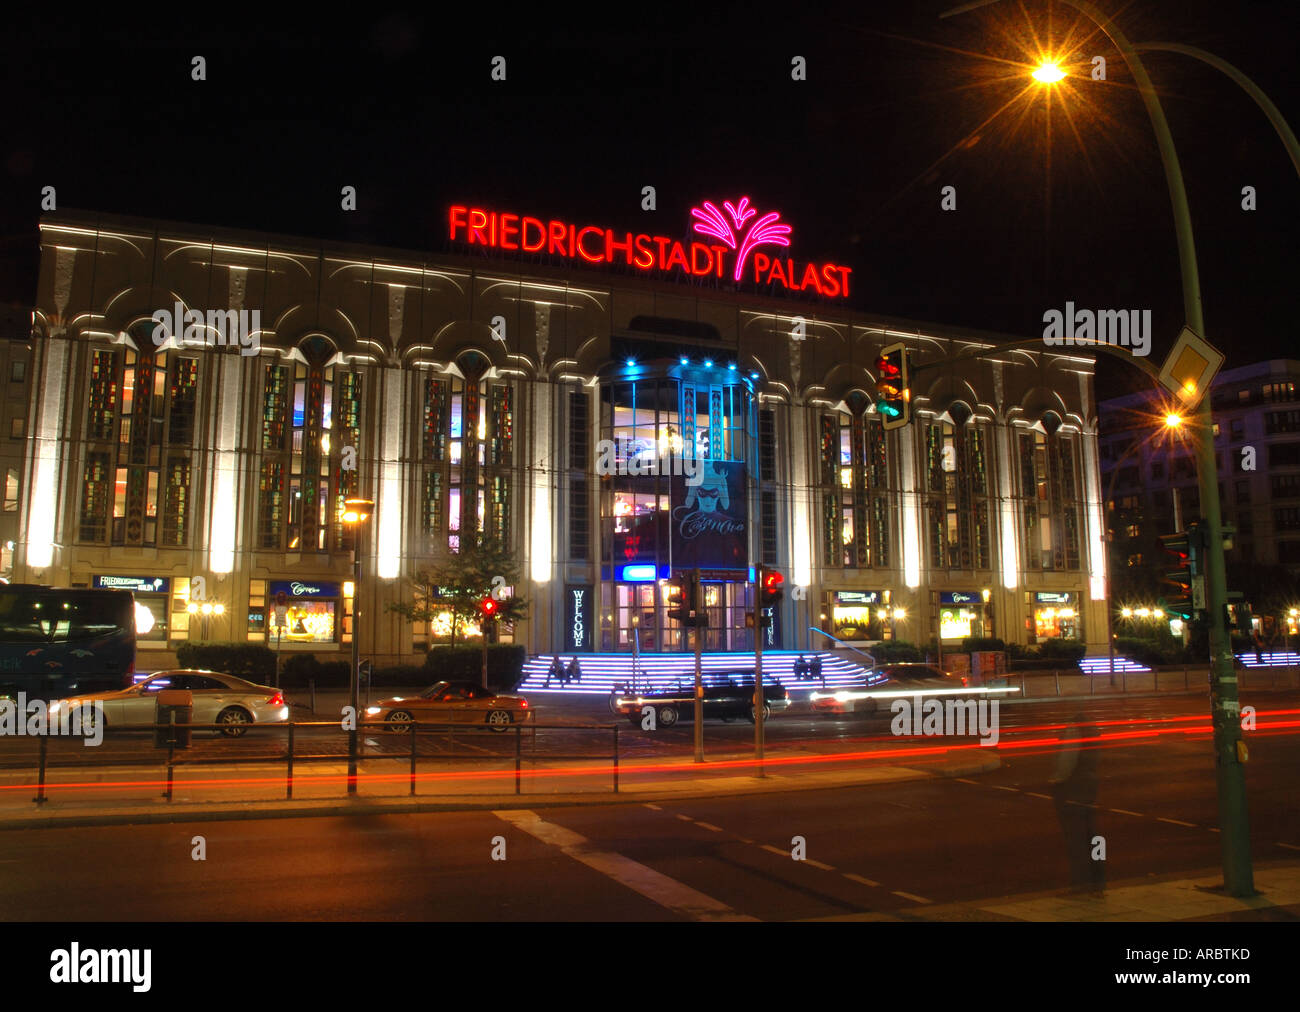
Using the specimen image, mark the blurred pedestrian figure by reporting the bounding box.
[1252,627,1265,665]
[1050,712,1105,896]
[794,654,809,680]
[565,656,582,685]
[546,654,563,688]
[810,653,824,688]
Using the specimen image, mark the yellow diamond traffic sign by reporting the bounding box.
[1157,326,1224,408]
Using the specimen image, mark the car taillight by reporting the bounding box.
[520,700,528,708]
[266,692,285,706]
[961,677,968,687]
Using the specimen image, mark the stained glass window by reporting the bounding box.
[87,350,117,441]
[258,460,284,549]
[160,456,190,547]
[168,358,198,446]
[78,451,112,542]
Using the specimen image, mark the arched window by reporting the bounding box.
[1018,412,1082,570]
[256,336,364,552]
[77,324,197,547]
[924,404,992,571]
[820,397,891,569]
[417,353,513,555]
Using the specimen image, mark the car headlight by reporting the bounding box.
[365,707,382,716]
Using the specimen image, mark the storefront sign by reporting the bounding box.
[449,198,853,298]
[670,462,747,570]
[834,591,881,605]
[269,580,341,599]
[565,584,593,653]
[941,591,980,605]
[1035,592,1075,604]
[93,575,170,594]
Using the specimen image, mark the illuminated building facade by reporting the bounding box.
[1100,360,1300,603]
[18,210,1106,663]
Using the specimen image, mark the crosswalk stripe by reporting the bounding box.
[493,810,755,922]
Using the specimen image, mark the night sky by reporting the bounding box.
[4,2,1297,400]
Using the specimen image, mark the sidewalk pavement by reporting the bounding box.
[803,860,1300,922]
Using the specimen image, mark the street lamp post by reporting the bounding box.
[341,497,375,797]
[186,600,225,640]
[942,0,1255,896]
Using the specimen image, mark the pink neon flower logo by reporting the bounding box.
[691,196,792,282]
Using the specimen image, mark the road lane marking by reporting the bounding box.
[676,814,694,822]
[955,778,978,784]
[1279,843,1300,851]
[805,859,835,871]
[843,873,881,888]
[493,810,755,922]
[1025,792,1052,800]
[1157,817,1196,827]
[893,890,932,904]
[642,803,662,811]
[1109,808,1143,817]
[994,786,1020,792]
[761,844,788,857]
[695,822,724,832]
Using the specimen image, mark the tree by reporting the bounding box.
[1227,560,1300,632]
[385,535,528,646]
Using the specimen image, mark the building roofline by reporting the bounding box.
[38,208,1086,362]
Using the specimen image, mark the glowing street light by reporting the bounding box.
[1032,62,1066,83]
[341,496,376,796]
[1165,412,1184,429]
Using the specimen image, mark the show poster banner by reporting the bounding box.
[670,461,747,570]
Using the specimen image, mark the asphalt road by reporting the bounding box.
[1,691,1296,920]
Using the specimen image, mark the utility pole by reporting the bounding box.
[753,568,765,776]
[940,0,1255,897]
[692,569,703,763]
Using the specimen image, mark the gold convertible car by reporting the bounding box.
[364,680,531,730]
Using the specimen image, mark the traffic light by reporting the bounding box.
[759,567,785,606]
[1158,523,1203,622]
[875,342,911,430]
[478,596,500,622]
[665,573,701,626]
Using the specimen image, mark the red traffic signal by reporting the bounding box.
[759,567,785,605]
[479,596,500,619]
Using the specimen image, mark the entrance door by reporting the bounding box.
[614,583,657,652]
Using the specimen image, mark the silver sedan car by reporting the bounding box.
[52,669,290,736]
[809,663,1019,716]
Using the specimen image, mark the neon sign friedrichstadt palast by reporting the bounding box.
[448,196,853,298]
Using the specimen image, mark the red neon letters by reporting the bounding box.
[448,204,851,299]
